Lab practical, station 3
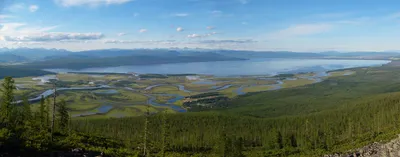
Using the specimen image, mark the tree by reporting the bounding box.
[143,104,150,156]
[276,131,283,149]
[39,96,46,128]
[51,83,57,141]
[231,137,245,157]
[22,96,32,125]
[160,110,169,157]
[289,134,297,148]
[0,77,15,127]
[57,99,69,132]
[45,97,51,129]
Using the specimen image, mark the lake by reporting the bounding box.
[45,59,391,76]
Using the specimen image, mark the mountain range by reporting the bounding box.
[1,48,400,69]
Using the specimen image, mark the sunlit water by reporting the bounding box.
[45,59,391,76]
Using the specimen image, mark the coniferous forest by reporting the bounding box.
[3,66,400,156]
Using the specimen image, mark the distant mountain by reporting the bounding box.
[0,48,70,60]
[215,50,327,59]
[2,47,400,64]
[320,51,400,57]
[0,54,30,63]
[42,53,94,60]
[16,52,245,69]
[75,49,182,58]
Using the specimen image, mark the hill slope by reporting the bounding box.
[0,66,54,78]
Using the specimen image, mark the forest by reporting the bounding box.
[2,65,400,156]
[0,66,53,79]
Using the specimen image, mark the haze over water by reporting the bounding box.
[46,59,391,76]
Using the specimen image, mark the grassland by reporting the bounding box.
[328,70,355,77]
[150,85,191,96]
[282,78,316,88]
[155,95,176,103]
[218,86,239,98]
[173,100,184,106]
[5,68,362,120]
[242,85,272,93]
[57,74,93,82]
[111,90,148,102]
[181,83,212,91]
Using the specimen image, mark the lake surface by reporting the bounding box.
[45,59,391,76]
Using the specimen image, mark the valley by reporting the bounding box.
[0,53,395,156]
[4,0,400,156]
[7,69,355,119]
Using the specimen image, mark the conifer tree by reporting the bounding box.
[39,96,46,128]
[51,83,57,141]
[45,97,51,129]
[57,99,69,131]
[22,96,32,125]
[1,77,15,127]
[143,104,150,157]
[160,110,168,157]
[276,131,283,149]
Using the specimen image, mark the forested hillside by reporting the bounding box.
[69,65,400,156]
[0,66,54,79]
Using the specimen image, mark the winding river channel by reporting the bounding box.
[19,71,350,117]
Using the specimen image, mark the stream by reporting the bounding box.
[15,85,111,104]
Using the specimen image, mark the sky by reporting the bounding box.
[1,0,400,52]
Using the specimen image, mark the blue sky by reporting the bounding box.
[1,0,400,51]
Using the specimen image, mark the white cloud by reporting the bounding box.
[118,33,127,36]
[104,39,176,44]
[139,29,147,33]
[187,32,217,38]
[241,22,248,25]
[133,13,139,17]
[54,0,133,7]
[4,33,104,42]
[0,23,28,32]
[199,39,256,44]
[102,39,255,47]
[239,0,249,4]
[29,5,39,12]
[267,23,332,39]
[176,27,184,32]
[187,34,203,38]
[103,39,135,44]
[5,3,40,12]
[172,13,189,17]
[0,23,103,43]
[206,26,215,30]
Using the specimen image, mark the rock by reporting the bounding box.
[324,135,400,157]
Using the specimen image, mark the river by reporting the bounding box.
[15,85,111,104]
